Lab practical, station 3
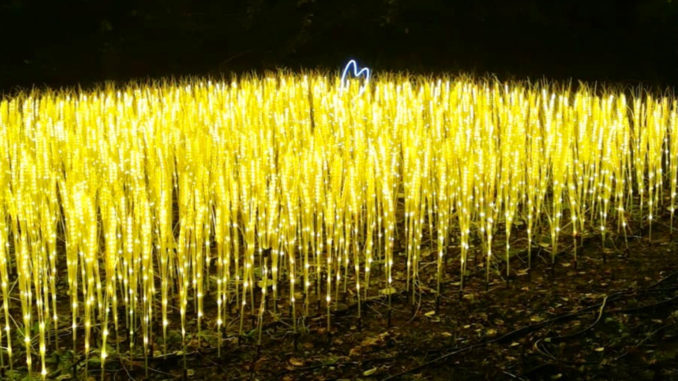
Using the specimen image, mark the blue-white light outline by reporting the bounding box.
[340,59,370,96]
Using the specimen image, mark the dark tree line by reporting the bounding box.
[1,0,678,91]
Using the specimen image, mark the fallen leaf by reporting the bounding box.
[363,367,378,376]
[289,357,305,366]
[254,356,269,371]
[379,287,397,295]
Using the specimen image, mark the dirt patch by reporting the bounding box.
[27,217,671,381]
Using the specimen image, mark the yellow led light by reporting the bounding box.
[0,72,672,377]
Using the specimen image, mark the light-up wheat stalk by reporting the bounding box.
[0,70,677,379]
[669,101,678,232]
[498,84,526,279]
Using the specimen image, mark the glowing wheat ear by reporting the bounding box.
[2,69,677,380]
[340,59,370,95]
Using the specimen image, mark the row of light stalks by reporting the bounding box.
[0,72,676,378]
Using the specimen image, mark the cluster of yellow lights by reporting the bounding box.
[0,72,676,378]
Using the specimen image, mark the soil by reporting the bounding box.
[2,212,678,380]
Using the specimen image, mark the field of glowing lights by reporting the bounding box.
[1,71,678,379]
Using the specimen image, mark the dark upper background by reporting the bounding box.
[1,0,678,93]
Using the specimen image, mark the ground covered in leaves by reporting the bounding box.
[4,217,678,381]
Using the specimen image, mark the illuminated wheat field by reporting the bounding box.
[0,72,676,378]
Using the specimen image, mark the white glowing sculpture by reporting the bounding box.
[340,59,370,96]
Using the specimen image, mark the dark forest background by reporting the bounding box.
[2,0,678,92]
